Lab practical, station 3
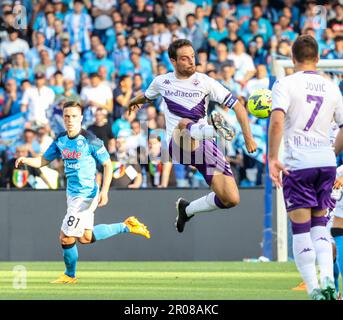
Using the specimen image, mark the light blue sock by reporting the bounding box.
[93,223,129,241]
[334,235,343,291]
[63,243,78,278]
[334,259,340,292]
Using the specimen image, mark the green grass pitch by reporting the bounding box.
[0,261,308,300]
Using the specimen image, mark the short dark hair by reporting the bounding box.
[63,100,83,113]
[292,35,318,63]
[168,39,193,60]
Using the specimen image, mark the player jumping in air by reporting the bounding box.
[127,39,257,233]
[15,101,150,284]
[268,35,343,300]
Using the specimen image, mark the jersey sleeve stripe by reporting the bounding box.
[223,93,238,109]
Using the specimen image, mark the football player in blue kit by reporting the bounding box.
[15,101,150,283]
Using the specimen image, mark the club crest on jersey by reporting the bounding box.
[62,149,82,159]
[192,79,200,86]
[77,139,85,147]
[163,79,171,85]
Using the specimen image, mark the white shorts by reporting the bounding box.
[61,194,98,238]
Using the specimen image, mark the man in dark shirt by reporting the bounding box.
[87,108,115,154]
[2,145,51,189]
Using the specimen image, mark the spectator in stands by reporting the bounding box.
[26,31,54,69]
[113,74,133,121]
[36,125,54,154]
[228,39,256,88]
[80,72,113,127]
[34,49,54,75]
[0,28,29,62]
[1,78,22,119]
[59,32,81,77]
[6,53,34,87]
[208,16,228,52]
[83,44,115,81]
[183,14,206,51]
[14,128,41,158]
[46,51,76,82]
[91,0,116,44]
[88,107,116,155]
[128,0,154,30]
[319,28,336,57]
[244,64,270,98]
[328,4,343,36]
[164,1,178,22]
[324,35,343,59]
[64,0,93,54]
[21,72,55,128]
[194,5,210,37]
[49,71,65,95]
[175,0,196,28]
[241,18,262,47]
[1,145,51,189]
[110,133,142,189]
[112,109,136,139]
[219,61,243,97]
[236,0,252,25]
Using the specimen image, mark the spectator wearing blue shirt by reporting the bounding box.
[236,0,252,25]
[112,109,136,139]
[182,14,206,51]
[319,28,336,57]
[208,16,228,52]
[113,75,134,121]
[241,18,263,48]
[278,15,298,43]
[194,5,210,37]
[64,0,93,54]
[324,35,343,60]
[83,44,115,82]
[1,79,22,119]
[112,33,130,70]
[6,53,34,87]
[260,0,278,25]
[240,4,272,43]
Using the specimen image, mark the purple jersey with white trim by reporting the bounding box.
[272,71,343,170]
[145,72,238,143]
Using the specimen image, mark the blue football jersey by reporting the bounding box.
[43,130,110,198]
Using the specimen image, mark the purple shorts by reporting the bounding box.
[282,166,336,212]
[169,138,232,186]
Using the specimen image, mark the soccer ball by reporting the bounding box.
[247,89,272,119]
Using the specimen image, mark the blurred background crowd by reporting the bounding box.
[0,0,342,190]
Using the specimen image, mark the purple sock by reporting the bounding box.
[291,220,311,234]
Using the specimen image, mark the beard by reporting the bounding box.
[177,65,196,77]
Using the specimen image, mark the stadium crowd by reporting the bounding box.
[0,0,342,190]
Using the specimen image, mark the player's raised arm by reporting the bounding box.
[127,93,151,115]
[15,156,50,169]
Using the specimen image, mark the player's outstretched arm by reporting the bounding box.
[127,93,151,115]
[232,101,257,153]
[268,110,289,188]
[98,158,112,207]
[15,156,50,169]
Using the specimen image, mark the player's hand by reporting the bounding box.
[15,157,27,168]
[128,102,141,115]
[98,190,109,207]
[268,159,289,188]
[333,177,343,189]
[244,137,257,153]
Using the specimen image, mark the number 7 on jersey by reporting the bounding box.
[304,94,324,131]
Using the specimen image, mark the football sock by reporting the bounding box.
[186,122,216,140]
[62,242,78,278]
[185,192,230,216]
[292,221,319,294]
[334,259,340,292]
[331,228,343,292]
[310,218,334,285]
[92,223,129,241]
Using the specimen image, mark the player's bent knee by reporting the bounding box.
[60,235,76,246]
[217,193,240,208]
